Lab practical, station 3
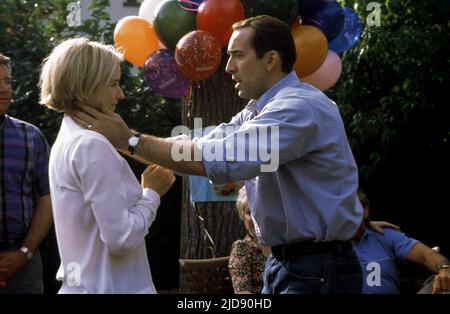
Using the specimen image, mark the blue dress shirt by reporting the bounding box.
[200,71,363,246]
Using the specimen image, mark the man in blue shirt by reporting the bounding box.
[0,52,53,293]
[73,16,363,293]
[353,190,450,294]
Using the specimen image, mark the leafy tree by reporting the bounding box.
[332,0,449,254]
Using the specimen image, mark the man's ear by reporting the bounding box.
[264,50,281,71]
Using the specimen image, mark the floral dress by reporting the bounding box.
[228,235,267,293]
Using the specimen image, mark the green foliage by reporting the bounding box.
[0,0,181,144]
[330,0,449,180]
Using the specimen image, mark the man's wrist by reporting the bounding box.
[438,264,450,272]
[19,246,34,261]
[127,132,142,155]
[120,129,133,151]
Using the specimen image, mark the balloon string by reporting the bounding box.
[187,82,193,106]
[177,0,200,12]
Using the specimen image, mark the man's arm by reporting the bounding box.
[407,242,450,293]
[71,105,206,176]
[21,194,53,252]
[0,194,53,286]
[121,134,206,176]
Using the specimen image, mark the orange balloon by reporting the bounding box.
[292,25,328,77]
[302,50,342,91]
[114,16,159,67]
[197,0,245,48]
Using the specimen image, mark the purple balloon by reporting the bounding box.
[144,49,190,99]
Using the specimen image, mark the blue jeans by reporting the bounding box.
[262,249,362,294]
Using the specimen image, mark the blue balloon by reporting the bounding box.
[328,7,362,53]
[301,1,345,42]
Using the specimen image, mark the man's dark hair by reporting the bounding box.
[357,188,372,226]
[357,188,371,211]
[232,15,296,73]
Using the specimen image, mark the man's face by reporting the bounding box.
[0,64,12,115]
[225,27,270,100]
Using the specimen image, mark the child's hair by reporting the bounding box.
[235,186,248,221]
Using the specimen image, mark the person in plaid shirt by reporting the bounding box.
[0,52,53,293]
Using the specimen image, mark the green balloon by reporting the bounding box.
[153,0,197,51]
[253,0,299,27]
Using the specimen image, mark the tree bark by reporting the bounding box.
[179,49,247,260]
[179,1,257,291]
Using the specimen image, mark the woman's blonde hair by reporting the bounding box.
[235,186,248,221]
[39,38,122,112]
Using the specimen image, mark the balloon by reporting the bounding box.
[197,0,245,48]
[301,50,342,91]
[328,7,362,53]
[144,49,190,98]
[177,0,204,11]
[114,16,159,67]
[175,30,222,81]
[153,0,197,50]
[291,16,301,32]
[138,0,164,24]
[301,1,345,42]
[297,0,326,17]
[292,25,328,77]
[253,0,299,27]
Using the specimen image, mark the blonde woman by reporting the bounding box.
[40,38,175,293]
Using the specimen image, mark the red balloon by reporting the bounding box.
[197,0,245,48]
[291,16,301,32]
[175,30,222,81]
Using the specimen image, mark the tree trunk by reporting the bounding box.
[178,0,257,291]
[178,49,248,291]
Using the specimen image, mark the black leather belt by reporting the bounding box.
[272,240,353,262]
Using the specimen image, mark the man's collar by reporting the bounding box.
[255,71,299,114]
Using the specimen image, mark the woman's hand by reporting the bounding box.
[141,165,176,197]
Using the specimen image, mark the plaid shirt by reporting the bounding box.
[0,114,50,242]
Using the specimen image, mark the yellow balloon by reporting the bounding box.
[114,16,159,67]
[292,25,328,77]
